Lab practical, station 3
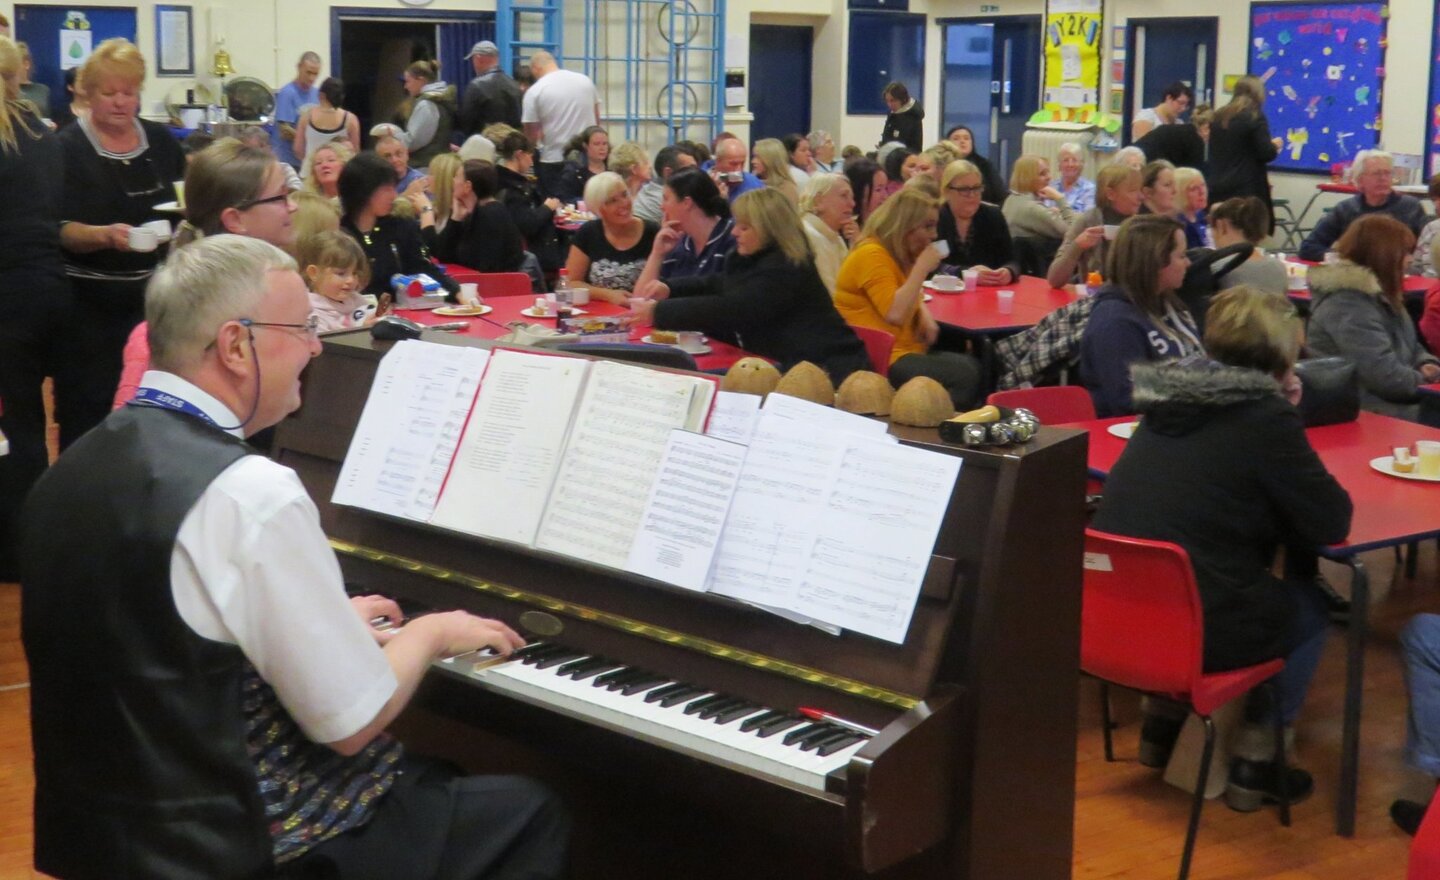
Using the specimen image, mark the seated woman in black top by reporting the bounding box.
[565,171,658,304]
[433,159,524,274]
[936,160,1020,284]
[338,151,457,298]
[1092,287,1351,809]
[557,125,608,203]
[494,129,564,272]
[629,187,868,384]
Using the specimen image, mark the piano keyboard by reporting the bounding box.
[436,642,872,794]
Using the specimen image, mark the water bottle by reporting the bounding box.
[554,268,573,320]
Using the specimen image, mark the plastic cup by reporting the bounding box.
[127,226,157,252]
[1417,440,1440,477]
[932,239,951,259]
[459,283,479,304]
[571,287,590,305]
[962,269,980,291]
[996,289,1015,314]
[173,181,186,209]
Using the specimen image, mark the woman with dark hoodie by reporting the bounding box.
[1093,286,1351,813]
[1079,214,1204,416]
[628,187,868,383]
[1305,214,1440,421]
[879,81,924,153]
[494,129,565,272]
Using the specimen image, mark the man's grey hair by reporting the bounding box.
[146,236,297,372]
[298,51,321,67]
[806,129,833,149]
[1351,149,1393,182]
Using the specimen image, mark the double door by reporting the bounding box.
[939,16,1042,188]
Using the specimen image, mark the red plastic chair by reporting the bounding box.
[849,325,895,377]
[1410,798,1440,879]
[473,272,534,297]
[1082,529,1290,880]
[987,385,1096,423]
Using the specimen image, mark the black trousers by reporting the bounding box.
[890,350,982,409]
[291,756,569,880]
[53,277,146,451]
[0,284,71,579]
[535,162,567,202]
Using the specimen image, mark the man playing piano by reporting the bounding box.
[19,236,568,880]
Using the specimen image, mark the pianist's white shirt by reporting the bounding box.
[140,371,399,746]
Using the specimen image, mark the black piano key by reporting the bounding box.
[518,644,569,665]
[696,697,745,720]
[683,694,731,716]
[592,667,640,688]
[782,723,826,747]
[816,733,865,757]
[799,728,853,752]
[739,710,786,733]
[570,661,623,682]
[755,715,805,739]
[713,703,762,725]
[644,683,692,704]
[510,643,552,661]
[620,675,671,696]
[554,655,599,676]
[658,686,709,709]
[534,650,587,670]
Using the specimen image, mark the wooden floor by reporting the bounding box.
[0,545,1433,879]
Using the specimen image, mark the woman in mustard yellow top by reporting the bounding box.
[834,188,981,407]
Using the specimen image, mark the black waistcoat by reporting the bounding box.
[20,404,275,880]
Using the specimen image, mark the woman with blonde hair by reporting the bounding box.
[1002,154,1075,243]
[937,160,1018,285]
[55,37,186,448]
[291,190,342,247]
[1046,163,1144,286]
[631,188,866,381]
[426,152,462,234]
[608,141,653,197]
[1209,75,1282,232]
[751,137,799,207]
[0,35,70,578]
[565,170,658,303]
[835,188,981,405]
[799,172,860,294]
[303,138,354,201]
[1173,165,1211,248]
[911,145,953,187]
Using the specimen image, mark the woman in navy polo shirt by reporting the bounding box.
[633,168,736,295]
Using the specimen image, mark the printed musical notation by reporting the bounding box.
[626,431,746,590]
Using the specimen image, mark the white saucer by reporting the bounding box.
[1107,421,1139,439]
[153,201,184,213]
[1369,456,1440,482]
[432,305,493,317]
[923,281,965,295]
[520,307,587,318]
[642,334,711,355]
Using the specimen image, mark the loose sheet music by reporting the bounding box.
[704,391,762,445]
[626,430,745,590]
[332,340,488,521]
[429,349,590,543]
[534,361,716,569]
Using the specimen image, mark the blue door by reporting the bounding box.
[749,25,812,142]
[940,16,1042,186]
[1124,17,1218,141]
[15,5,138,115]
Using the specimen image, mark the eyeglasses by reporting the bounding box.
[947,184,983,196]
[240,315,320,339]
[236,191,295,210]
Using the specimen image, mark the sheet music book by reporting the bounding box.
[332,340,489,521]
[430,348,591,543]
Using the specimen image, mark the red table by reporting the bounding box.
[394,297,757,372]
[927,275,1079,391]
[1282,257,1437,305]
[1060,410,1440,837]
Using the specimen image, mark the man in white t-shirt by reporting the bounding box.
[20,235,569,880]
[522,50,601,199]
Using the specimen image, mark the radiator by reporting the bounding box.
[1021,128,1100,180]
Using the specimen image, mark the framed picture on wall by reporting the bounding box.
[155,5,193,76]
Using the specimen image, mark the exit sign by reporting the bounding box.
[980,4,999,10]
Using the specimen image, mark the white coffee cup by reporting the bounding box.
[144,219,172,243]
[533,296,551,315]
[459,283,479,305]
[1102,224,1120,240]
[962,269,981,291]
[128,226,158,253]
[677,330,704,348]
[570,287,590,305]
[932,239,951,259]
[996,289,1015,314]
[930,275,961,292]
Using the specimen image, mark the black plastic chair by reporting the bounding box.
[555,342,699,371]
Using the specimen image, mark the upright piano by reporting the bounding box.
[272,331,1088,880]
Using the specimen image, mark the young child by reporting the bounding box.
[301,230,386,331]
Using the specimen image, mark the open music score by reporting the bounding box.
[334,341,960,644]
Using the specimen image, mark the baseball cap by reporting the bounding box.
[465,41,499,59]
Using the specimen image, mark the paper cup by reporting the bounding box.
[459,283,479,304]
[128,226,158,253]
[996,289,1015,314]
[571,287,590,305]
[962,269,981,291]
[932,239,951,259]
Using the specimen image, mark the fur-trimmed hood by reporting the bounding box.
[1130,357,1282,434]
[1305,259,1383,305]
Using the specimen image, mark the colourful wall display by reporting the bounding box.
[1427,14,1440,176]
[1247,2,1387,174]
[1037,0,1103,125]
